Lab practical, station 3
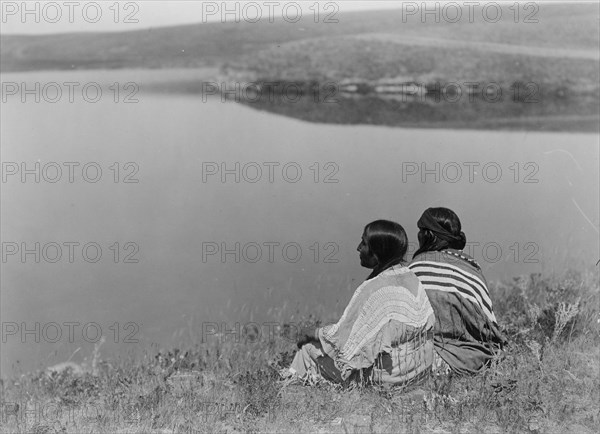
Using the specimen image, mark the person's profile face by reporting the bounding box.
[357,230,378,269]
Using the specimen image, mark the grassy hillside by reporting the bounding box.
[1,4,598,73]
[1,268,598,433]
[2,3,598,131]
[228,35,599,84]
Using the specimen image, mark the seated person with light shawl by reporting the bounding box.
[287,220,436,387]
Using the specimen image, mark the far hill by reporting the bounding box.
[2,4,598,131]
[2,4,598,73]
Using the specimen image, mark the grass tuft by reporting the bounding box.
[2,268,598,433]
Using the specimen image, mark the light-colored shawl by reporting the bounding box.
[317,265,435,380]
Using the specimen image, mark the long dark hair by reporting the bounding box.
[413,207,467,259]
[364,220,408,279]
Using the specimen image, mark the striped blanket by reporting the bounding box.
[318,265,435,384]
[409,249,506,374]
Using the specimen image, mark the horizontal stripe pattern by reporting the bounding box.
[409,260,497,324]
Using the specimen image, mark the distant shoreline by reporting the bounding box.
[2,68,598,132]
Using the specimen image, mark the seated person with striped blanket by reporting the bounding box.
[287,220,436,387]
[408,207,506,375]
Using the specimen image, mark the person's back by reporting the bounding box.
[408,208,506,374]
[318,263,435,386]
[286,220,436,387]
[409,249,504,374]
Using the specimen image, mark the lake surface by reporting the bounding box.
[1,70,598,374]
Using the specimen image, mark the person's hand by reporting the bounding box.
[296,326,317,349]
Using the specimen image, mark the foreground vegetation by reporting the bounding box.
[2,268,599,433]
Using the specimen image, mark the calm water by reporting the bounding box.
[1,70,598,374]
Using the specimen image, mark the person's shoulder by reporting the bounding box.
[444,248,479,264]
[377,265,421,291]
[409,251,445,265]
[380,264,415,278]
[410,249,483,274]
